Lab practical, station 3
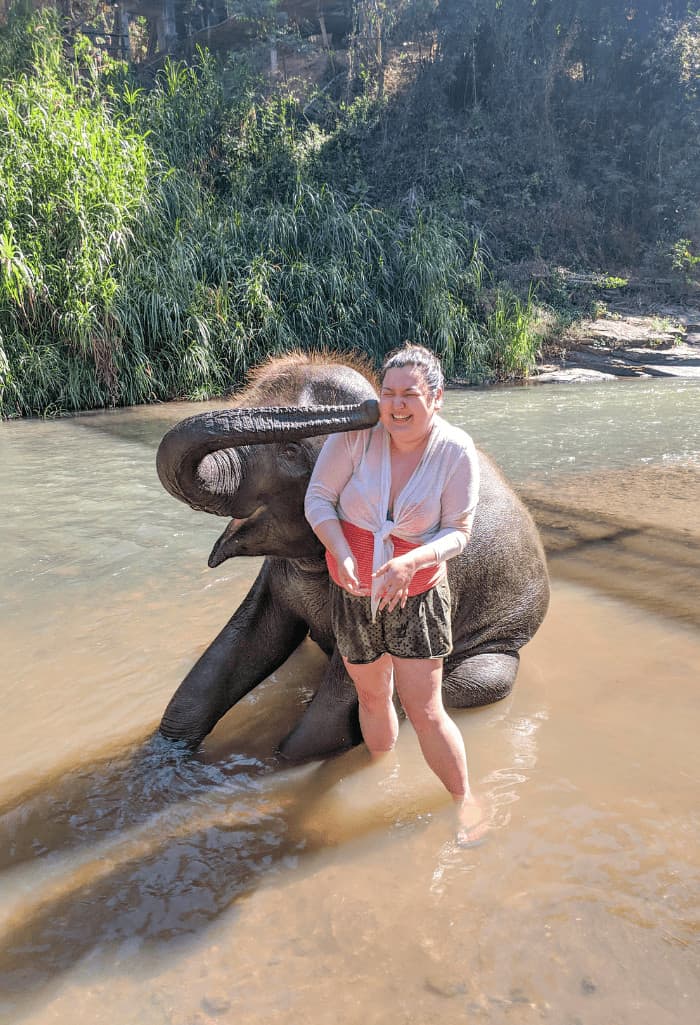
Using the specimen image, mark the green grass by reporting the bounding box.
[0,13,150,415]
[0,12,539,418]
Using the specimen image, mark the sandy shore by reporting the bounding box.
[520,463,700,628]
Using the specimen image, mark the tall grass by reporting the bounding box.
[0,13,150,415]
[109,179,497,404]
[0,14,537,418]
[482,289,539,381]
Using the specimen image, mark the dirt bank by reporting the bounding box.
[520,463,700,629]
[534,300,700,383]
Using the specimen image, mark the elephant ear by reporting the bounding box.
[156,399,380,510]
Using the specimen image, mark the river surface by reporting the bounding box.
[0,379,698,1024]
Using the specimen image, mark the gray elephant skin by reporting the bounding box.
[156,353,550,759]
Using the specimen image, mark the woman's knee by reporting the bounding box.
[402,696,445,732]
[344,656,393,706]
[392,657,444,727]
[354,682,394,716]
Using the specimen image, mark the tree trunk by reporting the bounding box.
[157,0,177,54]
[319,11,330,49]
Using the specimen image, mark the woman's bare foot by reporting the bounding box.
[455,794,491,848]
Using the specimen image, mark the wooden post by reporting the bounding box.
[157,0,177,54]
[117,3,131,60]
[318,11,330,50]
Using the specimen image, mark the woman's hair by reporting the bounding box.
[380,344,444,397]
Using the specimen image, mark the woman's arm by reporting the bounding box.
[304,433,351,529]
[372,541,443,612]
[304,433,369,595]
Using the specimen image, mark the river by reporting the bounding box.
[0,379,698,1024]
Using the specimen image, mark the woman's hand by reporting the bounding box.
[336,554,370,597]
[312,519,369,597]
[373,553,418,612]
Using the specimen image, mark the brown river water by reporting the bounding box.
[0,380,698,1024]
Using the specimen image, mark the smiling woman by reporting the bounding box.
[304,345,487,845]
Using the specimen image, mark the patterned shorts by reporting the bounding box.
[329,577,453,664]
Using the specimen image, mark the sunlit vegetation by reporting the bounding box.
[0,19,152,415]
[0,11,539,417]
[1,0,696,417]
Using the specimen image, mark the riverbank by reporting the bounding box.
[520,462,700,629]
[533,299,700,383]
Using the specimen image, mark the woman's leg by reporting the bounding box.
[392,657,488,845]
[392,657,469,798]
[343,653,398,754]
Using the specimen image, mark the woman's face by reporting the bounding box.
[378,366,442,446]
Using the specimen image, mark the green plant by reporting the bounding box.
[670,239,700,282]
[0,8,571,417]
[481,289,539,381]
[0,10,150,415]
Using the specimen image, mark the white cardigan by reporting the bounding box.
[304,416,480,617]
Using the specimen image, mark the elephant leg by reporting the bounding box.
[278,647,362,760]
[442,652,520,709]
[160,565,308,748]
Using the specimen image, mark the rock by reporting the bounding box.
[200,994,232,1015]
[532,367,619,383]
[534,303,700,382]
[424,975,467,997]
[581,975,597,994]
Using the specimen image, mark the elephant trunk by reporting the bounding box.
[156,399,380,515]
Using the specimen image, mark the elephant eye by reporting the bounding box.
[280,441,310,475]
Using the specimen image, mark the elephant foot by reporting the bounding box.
[159,692,222,750]
[278,708,362,761]
[278,651,363,761]
[442,652,520,709]
[158,718,206,750]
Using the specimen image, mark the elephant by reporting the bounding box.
[156,352,550,759]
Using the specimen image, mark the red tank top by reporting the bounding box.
[325,520,443,596]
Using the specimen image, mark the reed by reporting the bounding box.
[0,14,537,418]
[482,289,539,381]
[0,13,150,415]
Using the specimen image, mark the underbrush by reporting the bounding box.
[0,14,540,417]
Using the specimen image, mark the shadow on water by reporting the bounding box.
[2,490,697,1012]
[69,402,222,450]
[525,498,700,628]
[0,732,272,874]
[0,732,374,1011]
[0,641,336,877]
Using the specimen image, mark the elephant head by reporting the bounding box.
[156,358,379,565]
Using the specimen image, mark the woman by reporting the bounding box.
[304,344,487,845]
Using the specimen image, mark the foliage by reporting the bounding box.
[670,238,700,284]
[6,0,696,416]
[129,50,228,177]
[0,8,151,415]
[112,181,504,396]
[0,11,539,417]
[325,0,700,268]
[482,289,539,381]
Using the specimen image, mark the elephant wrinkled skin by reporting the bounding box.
[156,354,550,759]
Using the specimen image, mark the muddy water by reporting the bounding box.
[0,381,698,1024]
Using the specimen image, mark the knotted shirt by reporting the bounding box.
[304,416,480,619]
